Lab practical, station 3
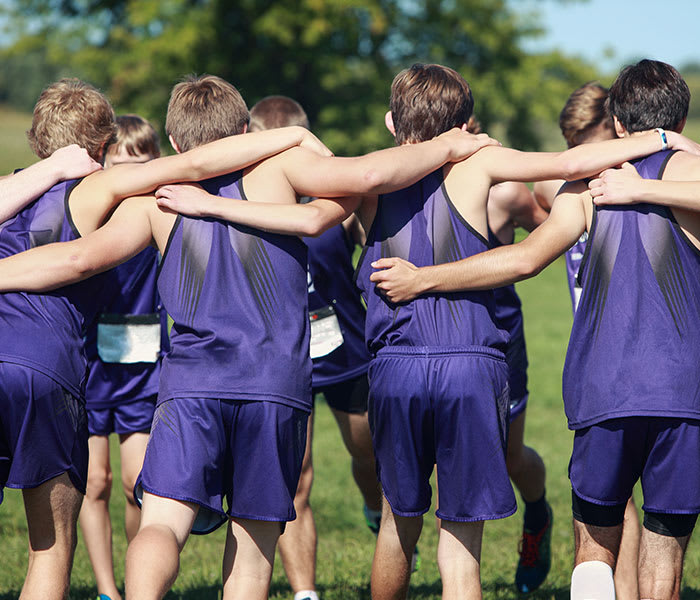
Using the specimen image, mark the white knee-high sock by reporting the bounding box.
[570,561,615,600]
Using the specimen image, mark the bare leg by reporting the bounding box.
[118,432,150,543]
[277,411,316,594]
[506,411,545,503]
[222,518,281,600]
[371,498,423,600]
[21,472,83,600]
[614,497,640,600]
[79,435,122,600]
[638,527,691,600]
[438,520,484,600]
[124,492,197,600]
[573,518,622,568]
[329,407,381,511]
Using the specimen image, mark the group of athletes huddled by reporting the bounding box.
[0,57,699,600]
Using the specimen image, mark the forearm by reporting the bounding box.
[416,245,538,293]
[0,161,65,222]
[555,130,667,181]
[190,195,354,237]
[0,240,94,292]
[634,179,700,211]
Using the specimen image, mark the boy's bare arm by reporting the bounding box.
[470,130,700,186]
[0,145,102,222]
[70,126,331,233]
[590,154,700,211]
[278,129,498,198]
[155,183,363,237]
[369,183,589,303]
[0,197,155,292]
[489,181,548,233]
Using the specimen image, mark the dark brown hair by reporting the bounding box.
[390,64,473,144]
[608,59,690,133]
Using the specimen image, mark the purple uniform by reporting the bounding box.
[138,172,311,531]
[85,247,166,435]
[356,169,515,521]
[305,223,370,412]
[0,179,108,497]
[565,150,700,513]
[488,228,529,420]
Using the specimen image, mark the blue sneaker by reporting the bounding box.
[97,595,113,600]
[515,502,553,594]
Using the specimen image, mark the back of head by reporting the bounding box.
[608,59,690,133]
[165,74,249,152]
[559,82,613,148]
[390,63,473,144]
[112,114,161,160]
[249,96,310,132]
[27,78,116,162]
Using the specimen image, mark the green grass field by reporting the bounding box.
[0,103,699,598]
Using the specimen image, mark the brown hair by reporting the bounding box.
[165,74,249,152]
[390,64,473,145]
[109,114,161,159]
[465,115,482,135]
[249,96,310,132]
[27,78,116,161]
[608,59,690,133]
[559,82,613,148]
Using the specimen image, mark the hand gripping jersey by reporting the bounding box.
[0,179,108,399]
[157,172,312,411]
[305,224,370,387]
[563,150,700,429]
[84,246,167,408]
[355,169,508,353]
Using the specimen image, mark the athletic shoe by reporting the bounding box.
[515,502,553,594]
[97,595,113,600]
[364,504,420,572]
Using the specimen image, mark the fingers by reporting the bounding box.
[371,257,400,270]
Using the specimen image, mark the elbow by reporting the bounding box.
[557,158,579,182]
[358,167,385,194]
[298,205,332,237]
[513,251,543,280]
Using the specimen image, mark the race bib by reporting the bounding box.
[309,305,344,359]
[97,313,161,364]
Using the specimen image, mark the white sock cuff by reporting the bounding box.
[294,591,319,600]
[570,561,615,600]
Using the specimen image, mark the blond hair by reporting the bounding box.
[27,78,116,161]
[390,64,473,145]
[165,75,249,152]
[559,83,613,148]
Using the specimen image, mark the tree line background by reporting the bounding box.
[1,0,699,156]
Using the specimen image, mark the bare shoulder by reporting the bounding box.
[489,181,532,211]
[533,179,565,211]
[664,150,700,180]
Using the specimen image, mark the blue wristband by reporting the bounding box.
[656,128,668,151]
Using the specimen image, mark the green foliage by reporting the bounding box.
[0,0,598,153]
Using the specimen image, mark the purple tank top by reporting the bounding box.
[355,170,508,353]
[305,223,370,387]
[565,234,588,311]
[563,150,700,428]
[487,228,522,333]
[157,172,312,410]
[0,179,108,398]
[84,247,167,408]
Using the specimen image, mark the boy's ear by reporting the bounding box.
[242,123,248,134]
[169,134,182,154]
[613,115,626,138]
[384,111,396,137]
[674,117,686,134]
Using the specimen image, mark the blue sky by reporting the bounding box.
[512,0,700,73]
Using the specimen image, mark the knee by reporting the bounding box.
[86,465,112,500]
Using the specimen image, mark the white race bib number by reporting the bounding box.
[309,306,344,359]
[97,313,161,364]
